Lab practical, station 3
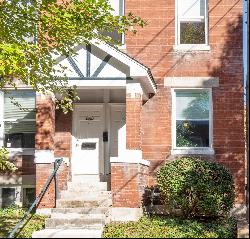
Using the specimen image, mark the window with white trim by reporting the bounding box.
[176,0,208,45]
[1,188,16,208]
[104,0,125,44]
[23,187,36,208]
[173,89,212,149]
[3,90,36,149]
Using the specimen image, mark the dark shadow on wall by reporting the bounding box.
[133,5,245,206]
[207,13,246,204]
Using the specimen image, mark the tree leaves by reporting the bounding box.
[0,147,17,172]
[0,0,146,112]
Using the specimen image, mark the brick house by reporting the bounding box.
[0,0,245,220]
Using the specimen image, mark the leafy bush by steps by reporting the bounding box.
[0,206,46,238]
[156,157,235,218]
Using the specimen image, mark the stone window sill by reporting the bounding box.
[171,148,215,155]
[7,148,35,156]
[173,44,211,52]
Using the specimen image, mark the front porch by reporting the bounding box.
[34,42,156,213]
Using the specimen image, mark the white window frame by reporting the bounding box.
[109,0,126,47]
[171,88,214,155]
[174,0,210,51]
[1,90,36,154]
[22,186,36,207]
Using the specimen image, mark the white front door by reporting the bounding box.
[72,105,104,175]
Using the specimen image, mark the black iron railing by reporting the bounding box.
[8,157,63,238]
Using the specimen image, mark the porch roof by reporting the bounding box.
[53,41,157,96]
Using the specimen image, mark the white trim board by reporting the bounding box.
[34,150,55,164]
[164,77,219,88]
[54,41,156,95]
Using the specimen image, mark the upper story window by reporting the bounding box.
[3,90,36,149]
[172,89,213,153]
[176,0,208,48]
[106,0,125,44]
[110,0,124,16]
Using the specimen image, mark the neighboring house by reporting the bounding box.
[0,0,245,219]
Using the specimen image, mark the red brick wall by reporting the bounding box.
[111,163,149,208]
[35,104,72,208]
[35,162,70,209]
[54,109,72,159]
[35,94,55,208]
[54,109,72,195]
[36,163,55,208]
[126,93,142,150]
[126,0,245,203]
[35,94,55,150]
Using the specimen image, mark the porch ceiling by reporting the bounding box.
[53,41,157,95]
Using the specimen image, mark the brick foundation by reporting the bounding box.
[111,162,149,208]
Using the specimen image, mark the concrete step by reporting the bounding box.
[51,207,109,215]
[60,191,111,199]
[57,199,112,208]
[71,175,102,182]
[51,213,106,220]
[32,228,103,238]
[67,182,108,191]
[45,218,105,229]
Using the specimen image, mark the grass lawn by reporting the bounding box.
[0,206,46,238]
[103,215,237,238]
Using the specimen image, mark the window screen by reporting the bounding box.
[177,0,207,45]
[175,91,210,147]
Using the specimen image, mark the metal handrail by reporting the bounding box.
[8,157,63,238]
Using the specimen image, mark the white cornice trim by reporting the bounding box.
[164,77,219,88]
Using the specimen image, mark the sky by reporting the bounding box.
[243,0,248,101]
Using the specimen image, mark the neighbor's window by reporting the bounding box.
[23,187,36,208]
[1,188,16,208]
[3,90,36,148]
[176,0,208,45]
[174,90,211,148]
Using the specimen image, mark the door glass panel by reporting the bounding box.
[81,142,96,150]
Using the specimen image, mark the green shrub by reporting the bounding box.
[156,157,235,218]
[0,206,46,238]
[103,216,237,238]
[0,147,17,172]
